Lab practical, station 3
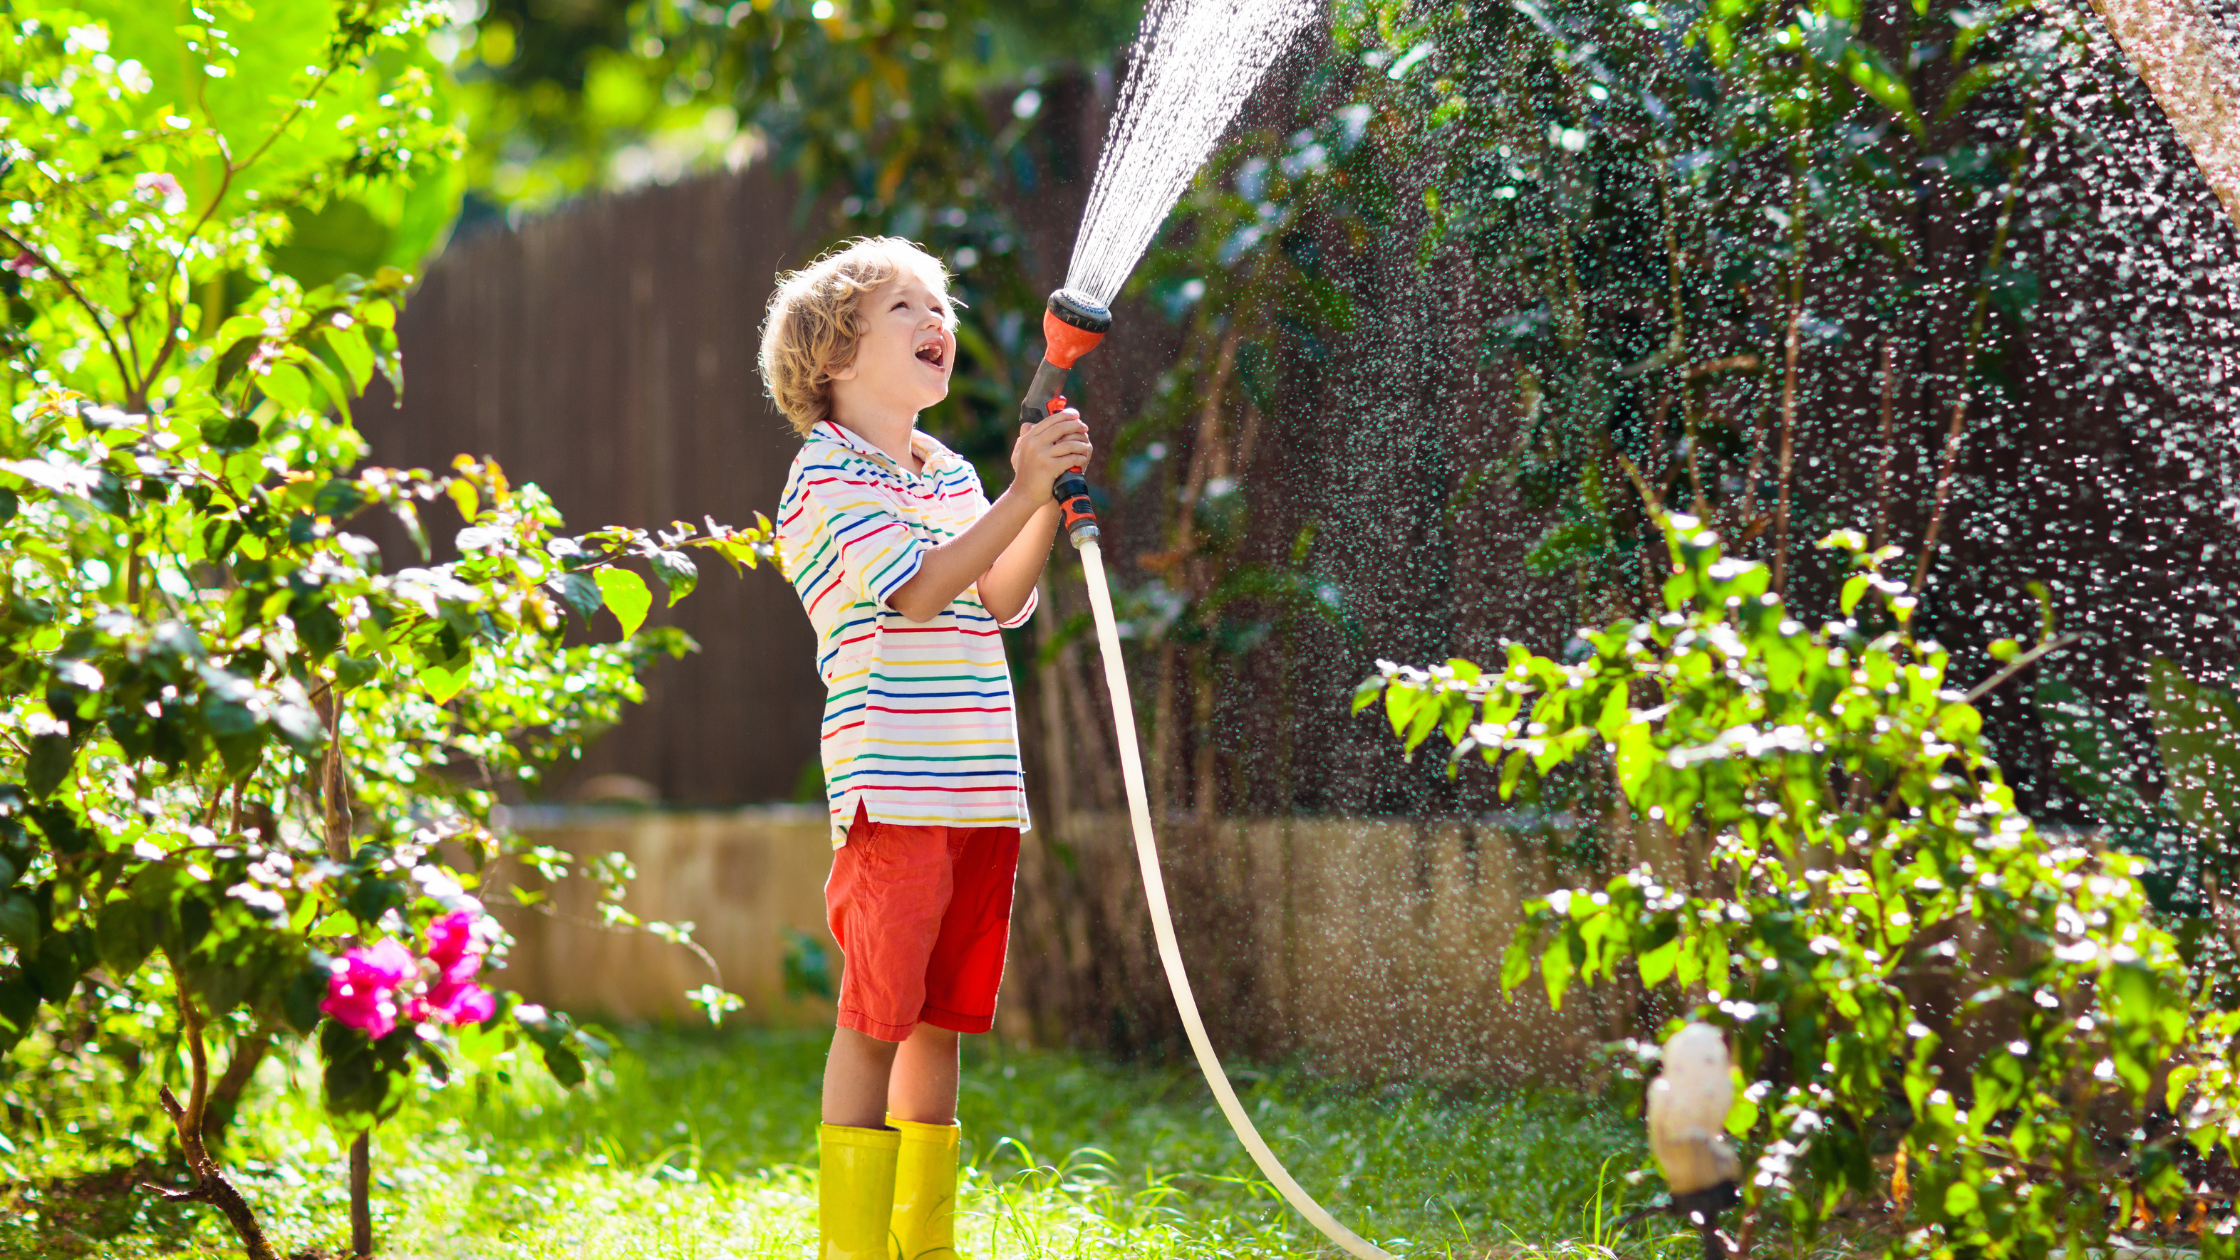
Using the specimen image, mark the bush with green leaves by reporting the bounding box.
[0,3,770,1255]
[1356,516,2240,1255]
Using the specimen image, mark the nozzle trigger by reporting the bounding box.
[1046,393,1067,417]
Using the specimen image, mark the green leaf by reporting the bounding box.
[548,573,603,622]
[1724,1093,1759,1136]
[1498,749,1528,800]
[540,1042,586,1088]
[259,363,314,412]
[314,479,368,519]
[1637,935,1682,988]
[275,200,393,291]
[26,933,78,1002]
[95,900,152,977]
[31,805,91,857]
[284,963,329,1034]
[296,601,344,659]
[597,569,653,639]
[201,413,261,453]
[346,878,406,925]
[1351,674,1387,714]
[300,353,355,424]
[1612,710,1658,786]
[420,664,469,704]
[1541,933,1575,1010]
[334,655,380,688]
[323,325,375,393]
[213,338,262,394]
[1841,44,1925,140]
[1593,685,1629,741]
[1500,937,1532,994]
[26,735,73,799]
[649,550,698,607]
[1840,574,1869,616]
[0,894,37,951]
[0,973,36,1034]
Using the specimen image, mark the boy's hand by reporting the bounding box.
[1012,409,1093,504]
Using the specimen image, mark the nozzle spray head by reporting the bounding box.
[1021,289,1111,550]
[1041,289,1112,369]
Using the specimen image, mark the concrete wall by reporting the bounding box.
[495,807,1631,1084]
[494,805,842,1027]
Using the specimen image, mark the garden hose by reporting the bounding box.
[1073,537,1396,1260]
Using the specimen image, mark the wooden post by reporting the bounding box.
[2054,0,2240,232]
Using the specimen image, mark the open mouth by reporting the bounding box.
[915,341,947,369]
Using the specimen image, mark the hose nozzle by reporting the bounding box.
[1020,289,1112,549]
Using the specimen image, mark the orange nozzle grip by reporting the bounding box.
[1060,494,1097,536]
[1042,310,1105,369]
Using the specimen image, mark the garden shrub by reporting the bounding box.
[0,2,770,1254]
[1357,516,2240,1256]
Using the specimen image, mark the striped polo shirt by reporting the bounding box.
[776,420,1036,846]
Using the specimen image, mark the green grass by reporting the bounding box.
[0,1026,1709,1258]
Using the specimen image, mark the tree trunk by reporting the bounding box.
[142,994,279,1260]
[198,1028,273,1155]
[350,1132,373,1259]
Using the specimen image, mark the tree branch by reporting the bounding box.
[1961,633,2080,704]
[0,225,137,393]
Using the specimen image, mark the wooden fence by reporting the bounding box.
[360,171,828,805]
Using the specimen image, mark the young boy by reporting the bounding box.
[760,237,1092,1259]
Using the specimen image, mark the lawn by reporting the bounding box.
[0,1026,1707,1258]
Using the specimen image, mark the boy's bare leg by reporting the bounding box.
[888,1024,960,1124]
[822,1026,902,1128]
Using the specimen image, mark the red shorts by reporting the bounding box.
[825,804,1022,1042]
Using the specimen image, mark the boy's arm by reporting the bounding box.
[887,411,1090,622]
[976,502,1061,623]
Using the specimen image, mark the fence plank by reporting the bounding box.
[363,171,827,805]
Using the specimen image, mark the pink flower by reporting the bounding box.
[425,976,497,1025]
[424,910,482,973]
[134,171,186,213]
[415,910,494,1026]
[319,938,417,1039]
[5,253,35,279]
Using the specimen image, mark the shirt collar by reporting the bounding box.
[817,420,959,477]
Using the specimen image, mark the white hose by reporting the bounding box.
[1075,540,1396,1260]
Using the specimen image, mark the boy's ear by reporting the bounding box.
[828,357,858,382]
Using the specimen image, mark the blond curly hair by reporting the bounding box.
[758,237,957,436]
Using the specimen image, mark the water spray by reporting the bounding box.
[1024,0,1402,1252]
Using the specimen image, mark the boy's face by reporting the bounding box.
[830,267,955,417]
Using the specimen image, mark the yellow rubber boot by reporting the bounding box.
[818,1123,900,1260]
[888,1117,961,1259]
